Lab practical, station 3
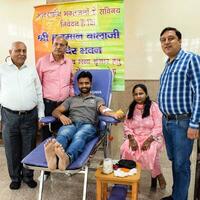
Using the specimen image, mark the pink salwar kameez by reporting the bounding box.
[120,102,164,178]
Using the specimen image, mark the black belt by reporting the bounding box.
[43,98,63,106]
[3,107,36,115]
[164,113,191,121]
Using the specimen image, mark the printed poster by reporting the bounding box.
[33,0,124,90]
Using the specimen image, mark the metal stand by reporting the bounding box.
[38,170,45,200]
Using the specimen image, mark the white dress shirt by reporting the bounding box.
[0,58,44,119]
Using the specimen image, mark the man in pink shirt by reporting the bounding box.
[37,35,74,142]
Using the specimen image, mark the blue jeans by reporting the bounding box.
[56,122,97,163]
[162,117,194,200]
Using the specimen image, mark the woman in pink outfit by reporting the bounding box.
[120,84,166,190]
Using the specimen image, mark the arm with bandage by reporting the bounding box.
[98,103,125,120]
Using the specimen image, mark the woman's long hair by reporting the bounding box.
[127,84,152,119]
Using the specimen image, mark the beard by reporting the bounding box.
[80,87,91,94]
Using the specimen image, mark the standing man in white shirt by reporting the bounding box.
[0,41,44,190]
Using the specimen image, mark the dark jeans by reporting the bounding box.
[194,138,200,199]
[1,107,38,182]
[162,117,194,200]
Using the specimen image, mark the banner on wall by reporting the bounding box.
[33,0,124,90]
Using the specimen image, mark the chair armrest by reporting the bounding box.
[98,115,121,124]
[40,116,56,124]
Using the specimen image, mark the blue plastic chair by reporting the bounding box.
[22,69,120,200]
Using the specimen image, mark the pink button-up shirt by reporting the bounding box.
[36,53,74,102]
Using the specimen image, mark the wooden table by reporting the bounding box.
[95,164,141,200]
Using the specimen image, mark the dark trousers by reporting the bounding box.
[1,107,38,182]
[41,99,63,141]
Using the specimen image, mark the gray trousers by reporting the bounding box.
[1,107,38,182]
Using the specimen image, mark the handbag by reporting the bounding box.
[117,159,136,169]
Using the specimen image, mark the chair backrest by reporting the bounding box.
[73,69,113,107]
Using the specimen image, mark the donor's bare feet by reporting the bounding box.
[55,142,70,171]
[44,139,57,170]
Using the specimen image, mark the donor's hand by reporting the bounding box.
[59,115,72,125]
[113,109,125,120]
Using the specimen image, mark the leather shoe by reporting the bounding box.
[9,181,21,190]
[160,195,173,200]
[24,179,37,188]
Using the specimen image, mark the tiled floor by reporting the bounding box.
[0,125,197,200]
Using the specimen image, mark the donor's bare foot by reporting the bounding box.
[44,139,57,170]
[55,142,70,171]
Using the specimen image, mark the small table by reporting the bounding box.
[95,164,141,200]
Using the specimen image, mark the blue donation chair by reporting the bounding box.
[22,69,120,200]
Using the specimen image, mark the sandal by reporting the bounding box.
[157,173,166,189]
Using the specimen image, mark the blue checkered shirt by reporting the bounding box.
[158,49,200,128]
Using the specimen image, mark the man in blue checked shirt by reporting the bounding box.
[158,27,200,200]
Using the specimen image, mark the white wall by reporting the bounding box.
[1,0,200,79]
[0,0,45,66]
[125,0,200,79]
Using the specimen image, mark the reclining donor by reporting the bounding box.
[45,71,124,170]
